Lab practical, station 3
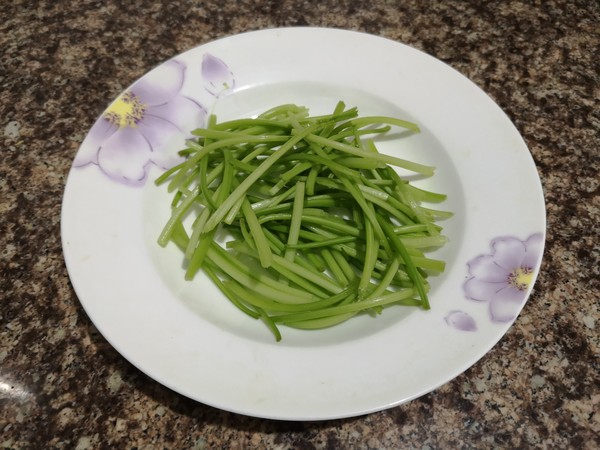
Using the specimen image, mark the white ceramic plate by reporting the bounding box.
[61,27,546,420]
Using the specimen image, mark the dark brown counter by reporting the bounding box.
[1,1,598,448]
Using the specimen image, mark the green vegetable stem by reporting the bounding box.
[156,102,451,341]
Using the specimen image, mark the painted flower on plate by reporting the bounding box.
[445,310,477,332]
[74,54,234,185]
[202,53,235,96]
[463,233,543,323]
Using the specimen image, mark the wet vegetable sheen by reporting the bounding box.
[156,102,452,341]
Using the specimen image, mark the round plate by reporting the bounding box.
[61,27,546,420]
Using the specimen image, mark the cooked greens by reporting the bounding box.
[156,102,451,341]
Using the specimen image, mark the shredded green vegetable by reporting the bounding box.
[156,102,451,341]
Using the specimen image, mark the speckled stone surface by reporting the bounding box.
[1,1,599,448]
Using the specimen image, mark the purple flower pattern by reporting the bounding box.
[445,310,477,332]
[463,233,543,323]
[75,54,234,185]
[446,233,543,332]
[202,53,235,97]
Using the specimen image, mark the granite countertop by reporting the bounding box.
[1,1,598,448]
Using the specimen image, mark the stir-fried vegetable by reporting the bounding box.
[156,102,451,341]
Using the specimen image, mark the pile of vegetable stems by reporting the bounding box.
[156,101,451,341]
